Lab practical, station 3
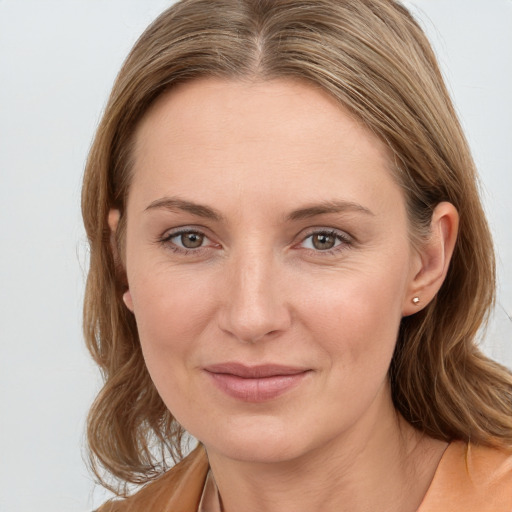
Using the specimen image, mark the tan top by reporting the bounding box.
[97,445,209,512]
[418,441,512,512]
[97,441,512,512]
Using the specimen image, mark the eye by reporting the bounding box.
[300,230,350,252]
[173,231,205,249]
[159,228,215,253]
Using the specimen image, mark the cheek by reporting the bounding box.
[130,265,217,345]
[288,271,405,438]
[294,263,406,372]
[127,264,219,392]
[127,268,221,430]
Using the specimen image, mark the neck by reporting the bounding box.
[206,385,447,512]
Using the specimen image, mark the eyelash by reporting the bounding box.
[158,227,353,256]
[298,229,352,256]
[158,228,215,256]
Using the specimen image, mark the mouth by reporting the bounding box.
[203,363,311,402]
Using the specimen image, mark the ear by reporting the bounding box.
[122,290,134,312]
[402,202,459,316]
[108,209,134,313]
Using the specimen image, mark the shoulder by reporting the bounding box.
[420,441,512,512]
[96,444,209,512]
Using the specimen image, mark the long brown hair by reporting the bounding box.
[82,0,512,494]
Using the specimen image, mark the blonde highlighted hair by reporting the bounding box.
[82,0,512,494]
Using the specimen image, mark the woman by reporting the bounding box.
[82,1,512,510]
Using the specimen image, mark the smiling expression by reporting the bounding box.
[120,78,422,463]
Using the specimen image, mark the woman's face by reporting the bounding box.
[121,78,422,463]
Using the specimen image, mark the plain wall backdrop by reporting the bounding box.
[0,1,510,510]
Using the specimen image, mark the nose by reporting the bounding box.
[218,247,292,344]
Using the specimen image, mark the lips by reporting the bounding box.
[203,363,311,402]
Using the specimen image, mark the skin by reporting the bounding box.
[112,78,458,512]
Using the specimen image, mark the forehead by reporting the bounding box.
[133,77,389,161]
[129,77,402,217]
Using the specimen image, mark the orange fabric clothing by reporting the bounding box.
[97,441,512,512]
[418,441,512,512]
[97,445,209,512]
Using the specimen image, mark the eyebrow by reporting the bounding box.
[286,200,374,221]
[145,197,224,221]
[144,197,373,222]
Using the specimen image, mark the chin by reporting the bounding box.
[195,416,308,464]
[209,439,302,465]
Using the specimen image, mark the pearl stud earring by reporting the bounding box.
[412,297,420,305]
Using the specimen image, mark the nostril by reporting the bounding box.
[217,255,292,343]
[218,305,291,344]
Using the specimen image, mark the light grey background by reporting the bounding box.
[0,1,510,510]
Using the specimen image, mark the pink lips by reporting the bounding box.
[204,363,310,402]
